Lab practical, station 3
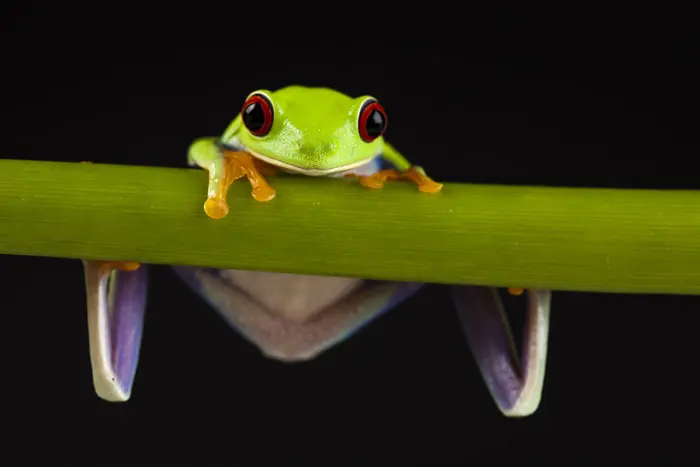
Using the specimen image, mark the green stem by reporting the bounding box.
[1,159,699,295]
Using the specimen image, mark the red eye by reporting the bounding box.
[241,93,274,136]
[358,99,387,142]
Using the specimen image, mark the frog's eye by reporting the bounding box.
[242,93,274,137]
[358,99,387,143]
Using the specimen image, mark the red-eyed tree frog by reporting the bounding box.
[81,86,552,418]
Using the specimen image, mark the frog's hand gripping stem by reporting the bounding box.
[349,142,443,193]
[82,260,148,402]
[451,286,551,417]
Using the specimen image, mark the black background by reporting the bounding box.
[2,4,691,465]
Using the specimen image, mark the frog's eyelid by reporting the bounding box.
[355,96,378,123]
[245,90,275,110]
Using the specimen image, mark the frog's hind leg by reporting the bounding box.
[451,286,551,417]
[83,260,148,402]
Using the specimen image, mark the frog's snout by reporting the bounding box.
[297,141,337,167]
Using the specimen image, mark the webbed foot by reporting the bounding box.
[222,150,277,202]
[346,166,443,193]
[452,286,551,417]
[83,260,148,402]
[203,150,277,219]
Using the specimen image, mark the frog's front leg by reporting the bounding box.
[83,260,148,402]
[188,138,276,219]
[252,156,280,177]
[347,141,443,193]
[188,137,234,219]
[352,166,443,193]
[221,150,277,202]
[451,286,551,417]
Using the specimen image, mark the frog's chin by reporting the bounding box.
[238,145,377,176]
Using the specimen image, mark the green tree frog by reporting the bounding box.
[186,85,443,219]
[80,86,552,419]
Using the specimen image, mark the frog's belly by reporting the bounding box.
[173,266,422,361]
[219,269,362,323]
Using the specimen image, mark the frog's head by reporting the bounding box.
[220,86,387,175]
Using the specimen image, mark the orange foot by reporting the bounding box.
[346,166,443,193]
[203,151,278,220]
[507,287,524,296]
[96,261,141,275]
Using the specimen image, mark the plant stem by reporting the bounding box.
[1,159,699,295]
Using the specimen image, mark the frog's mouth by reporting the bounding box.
[223,142,378,176]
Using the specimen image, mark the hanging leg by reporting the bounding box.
[83,260,148,402]
[451,286,551,417]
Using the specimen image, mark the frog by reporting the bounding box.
[186,85,443,219]
[81,86,552,419]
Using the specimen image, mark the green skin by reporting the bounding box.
[187,86,414,197]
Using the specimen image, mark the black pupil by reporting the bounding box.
[243,101,267,131]
[365,108,386,138]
